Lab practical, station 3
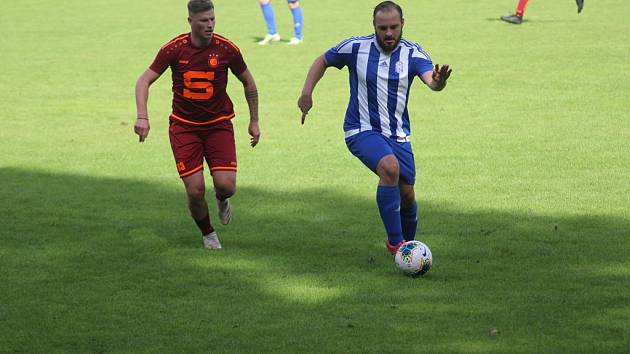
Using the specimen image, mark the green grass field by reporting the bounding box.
[1,0,629,352]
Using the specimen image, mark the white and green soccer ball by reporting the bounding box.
[394,240,433,276]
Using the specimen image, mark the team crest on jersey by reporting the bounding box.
[395,60,406,74]
[208,54,219,68]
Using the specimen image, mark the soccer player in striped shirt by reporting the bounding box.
[134,0,261,250]
[297,1,452,254]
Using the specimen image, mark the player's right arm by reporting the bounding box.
[134,68,162,142]
[297,54,329,124]
[298,37,353,124]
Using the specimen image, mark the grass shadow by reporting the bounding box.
[250,35,291,44]
[1,167,628,352]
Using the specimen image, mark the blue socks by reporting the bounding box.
[261,2,303,39]
[260,2,277,35]
[290,5,303,39]
[400,201,418,241]
[376,185,403,246]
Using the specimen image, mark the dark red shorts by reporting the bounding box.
[168,119,237,178]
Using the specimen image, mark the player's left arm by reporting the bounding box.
[420,64,452,91]
[236,68,260,147]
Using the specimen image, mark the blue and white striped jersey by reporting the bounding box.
[324,34,433,142]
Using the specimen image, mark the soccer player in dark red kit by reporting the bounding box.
[134,0,260,250]
[501,0,584,24]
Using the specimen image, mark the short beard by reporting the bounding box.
[376,30,402,53]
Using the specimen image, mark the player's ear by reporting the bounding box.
[401,18,405,28]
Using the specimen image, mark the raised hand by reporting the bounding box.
[432,64,452,89]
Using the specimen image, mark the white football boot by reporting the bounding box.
[203,231,222,250]
[287,37,302,45]
[258,33,281,45]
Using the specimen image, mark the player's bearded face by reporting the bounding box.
[188,10,216,42]
[373,9,404,53]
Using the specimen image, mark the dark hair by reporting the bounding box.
[373,1,403,20]
[188,0,214,15]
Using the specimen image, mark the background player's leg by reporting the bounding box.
[376,155,404,251]
[576,0,584,13]
[399,184,418,242]
[259,0,280,45]
[260,0,277,34]
[287,0,303,44]
[501,0,527,24]
[515,0,529,17]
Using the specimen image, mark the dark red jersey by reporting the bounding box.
[150,33,247,125]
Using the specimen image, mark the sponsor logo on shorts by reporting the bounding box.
[176,161,186,172]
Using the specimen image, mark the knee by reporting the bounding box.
[212,172,236,199]
[400,190,416,209]
[186,185,206,203]
[377,156,399,185]
[214,181,236,199]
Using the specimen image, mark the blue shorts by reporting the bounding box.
[345,130,416,185]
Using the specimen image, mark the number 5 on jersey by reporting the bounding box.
[183,71,215,100]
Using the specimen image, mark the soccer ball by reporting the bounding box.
[394,240,433,276]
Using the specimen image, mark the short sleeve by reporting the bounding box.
[409,45,433,76]
[149,46,175,75]
[229,49,247,76]
[324,38,355,69]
